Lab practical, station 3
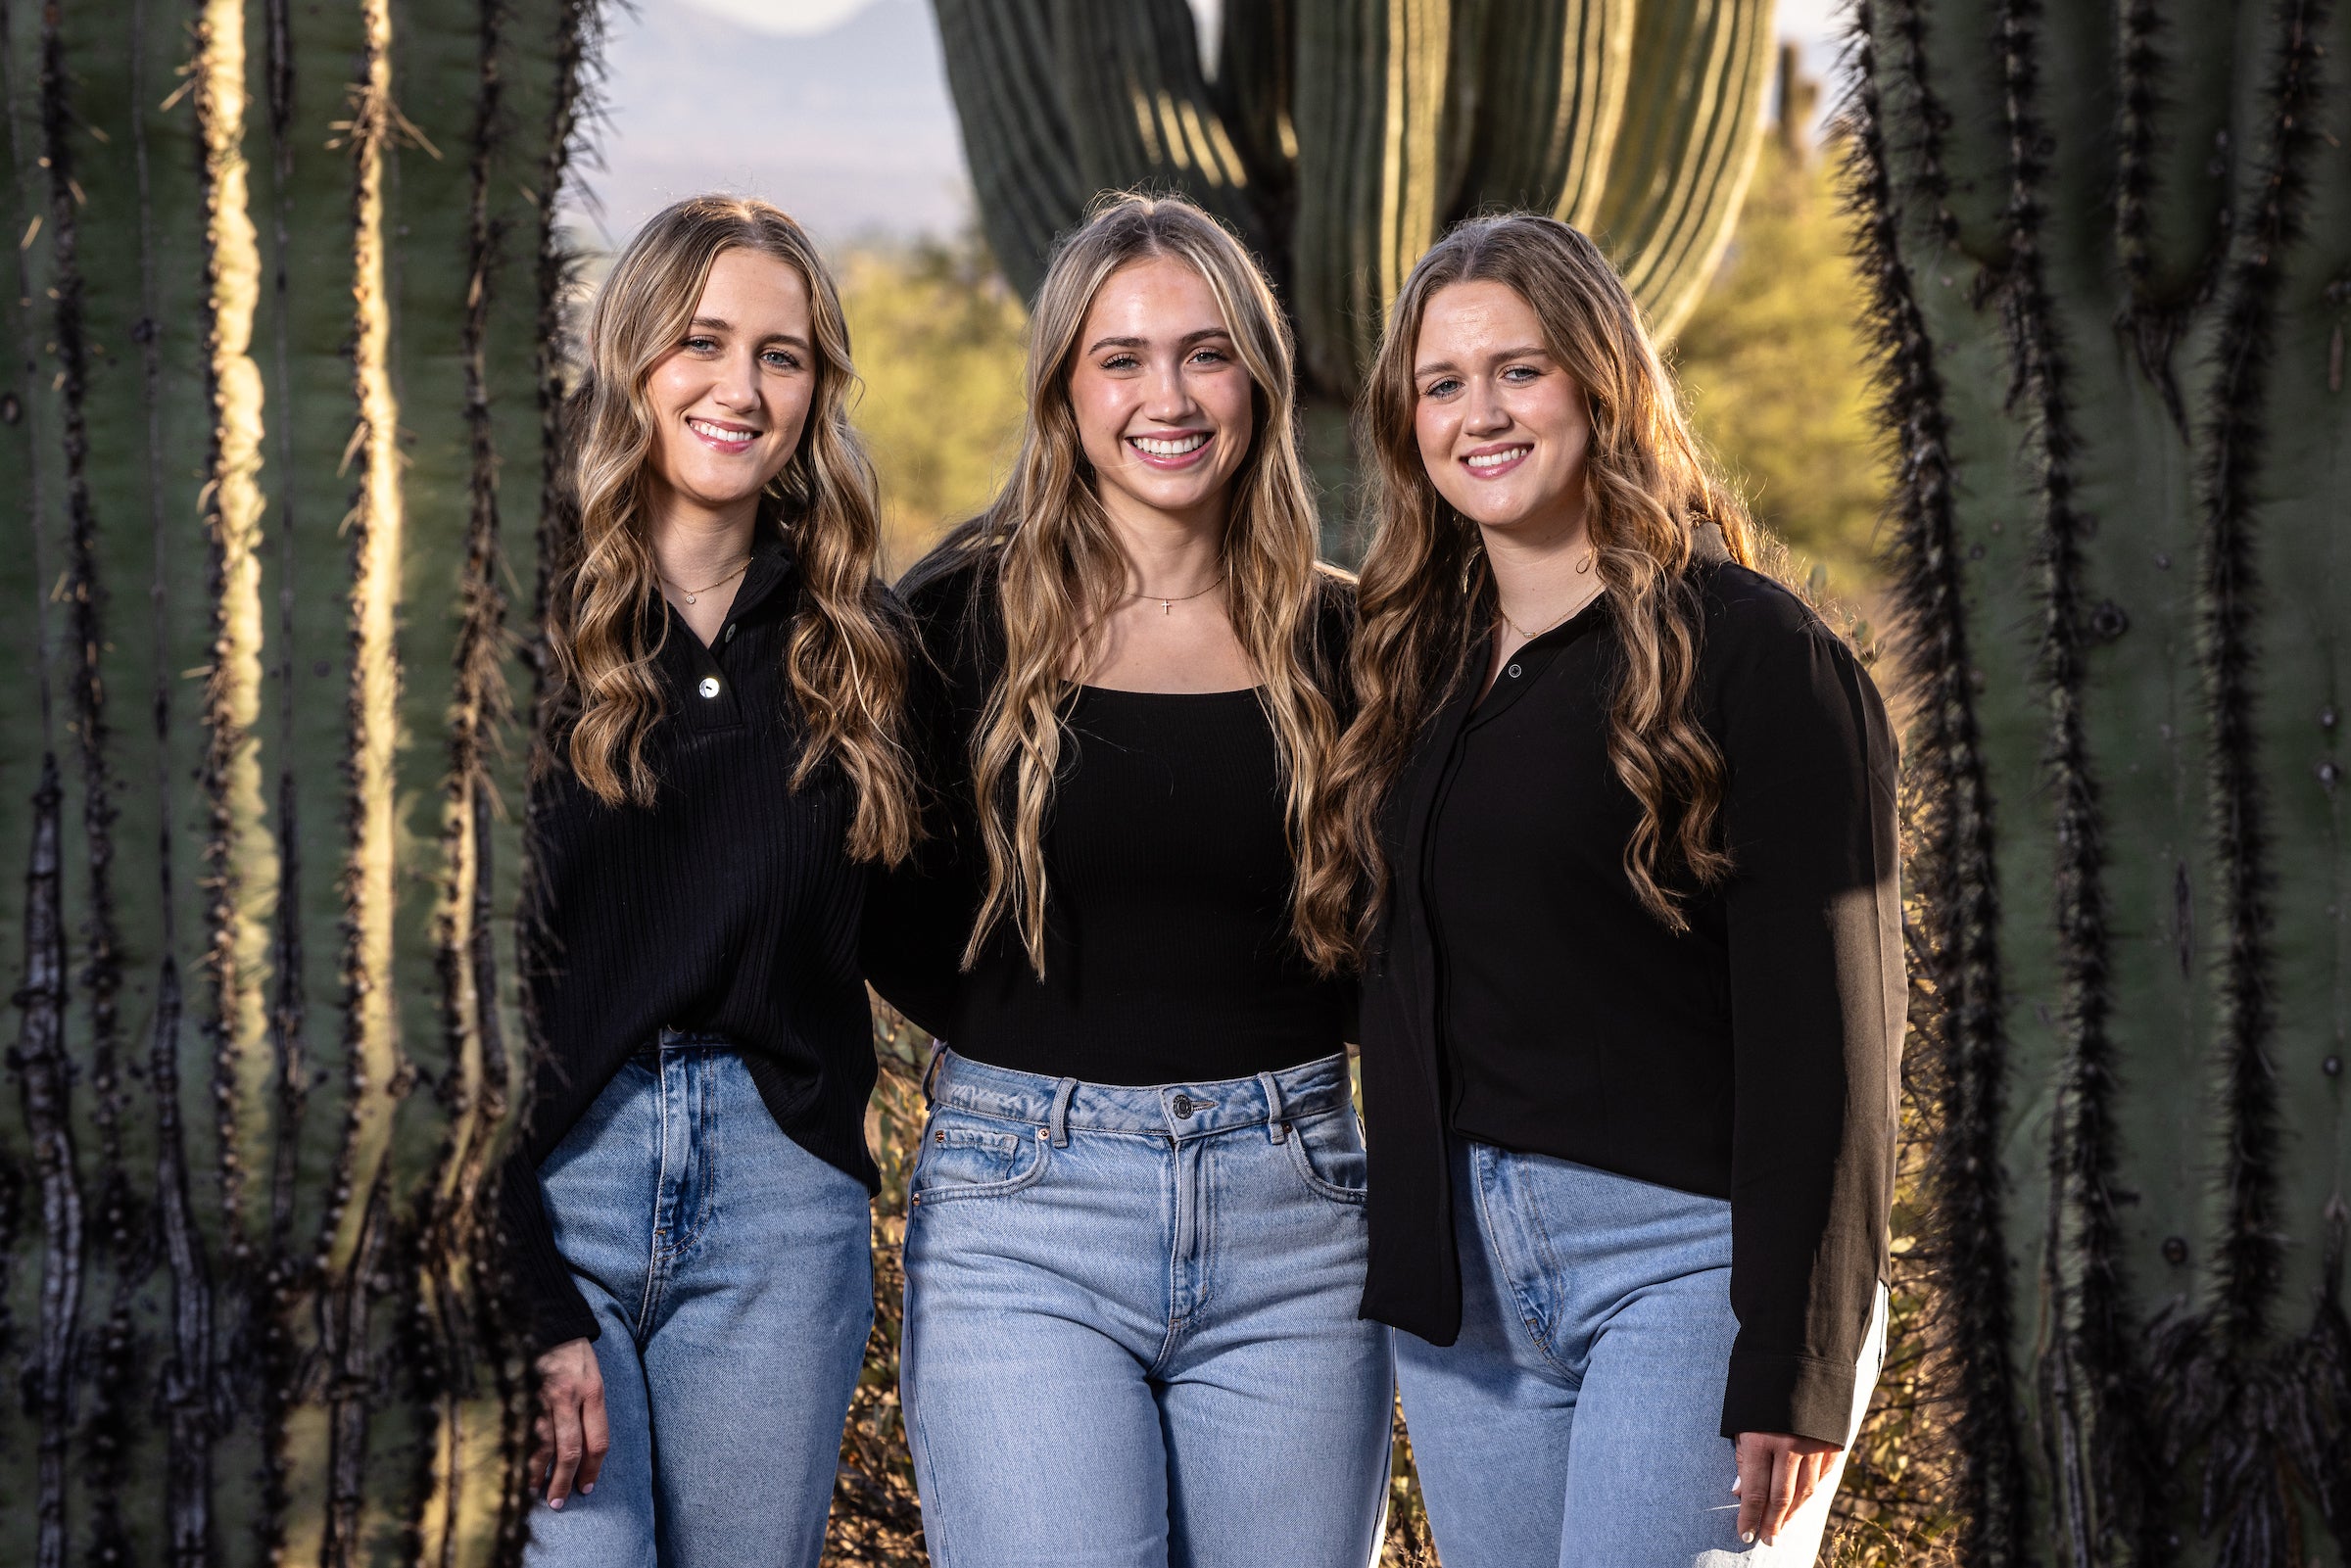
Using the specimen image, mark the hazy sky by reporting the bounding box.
[579,0,1850,248]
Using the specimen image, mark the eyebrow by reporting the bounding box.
[1414,342,1551,378]
[1085,326,1234,355]
[690,315,811,351]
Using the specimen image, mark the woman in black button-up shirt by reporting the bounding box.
[1304,214,1900,1565]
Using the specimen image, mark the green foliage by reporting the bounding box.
[1675,135,1886,599]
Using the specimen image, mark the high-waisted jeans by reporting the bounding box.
[899,1048,1395,1568]
[523,1032,874,1568]
[1394,1139,1887,1568]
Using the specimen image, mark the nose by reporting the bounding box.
[1462,375,1511,436]
[710,346,761,410]
[1141,356,1199,424]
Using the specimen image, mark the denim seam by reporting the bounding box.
[635,1054,675,1339]
[906,1129,1053,1205]
[1470,1147,1580,1383]
[667,1051,722,1262]
[1282,1110,1369,1207]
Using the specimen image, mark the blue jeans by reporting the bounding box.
[1395,1141,1887,1568]
[524,1035,874,1568]
[900,1048,1395,1568]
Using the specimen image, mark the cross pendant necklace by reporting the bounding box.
[1127,573,1226,616]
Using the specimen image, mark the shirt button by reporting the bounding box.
[1508,662,1522,679]
[697,676,721,699]
[724,624,737,642]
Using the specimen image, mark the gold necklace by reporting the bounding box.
[663,557,750,606]
[1124,573,1226,616]
[1496,558,1603,642]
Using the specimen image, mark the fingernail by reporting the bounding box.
[582,1484,594,1496]
[549,1497,564,1511]
[1741,1531,1754,1544]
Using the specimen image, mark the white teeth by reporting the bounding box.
[691,418,755,443]
[1465,447,1530,469]
[1129,433,1208,457]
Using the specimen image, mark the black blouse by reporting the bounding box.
[864,551,1352,1083]
[497,536,882,1354]
[1357,555,1902,1446]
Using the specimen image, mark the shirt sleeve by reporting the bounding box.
[493,1145,601,1354]
[1715,602,1903,1445]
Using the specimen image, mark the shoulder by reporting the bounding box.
[1694,560,1849,665]
[1691,561,1891,739]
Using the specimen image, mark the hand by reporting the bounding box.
[1733,1430,1841,1545]
[531,1338,609,1509]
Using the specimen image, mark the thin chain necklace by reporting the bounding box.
[1496,554,1601,643]
[1125,573,1226,616]
[662,556,750,606]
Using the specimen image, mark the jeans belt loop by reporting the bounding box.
[921,1037,948,1107]
[1048,1076,1078,1148]
[1258,1069,1286,1143]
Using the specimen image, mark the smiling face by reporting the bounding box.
[1411,279,1593,545]
[642,246,815,522]
[1067,256,1257,532]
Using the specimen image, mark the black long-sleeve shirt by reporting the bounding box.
[497,536,881,1354]
[864,550,1352,1081]
[1357,557,1901,1446]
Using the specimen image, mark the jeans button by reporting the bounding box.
[1173,1094,1194,1118]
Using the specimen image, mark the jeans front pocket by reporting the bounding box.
[1284,1106,1368,1205]
[909,1109,1051,1204]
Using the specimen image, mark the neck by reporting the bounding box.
[646,478,761,585]
[1097,483,1228,596]
[1480,493,1593,620]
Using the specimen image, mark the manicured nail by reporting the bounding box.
[581,1483,594,1496]
[549,1497,564,1511]
[1741,1531,1754,1544]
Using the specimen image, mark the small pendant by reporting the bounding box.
[1161,599,1172,615]
[685,593,697,604]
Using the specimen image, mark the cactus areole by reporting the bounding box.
[1854,0,2351,1562]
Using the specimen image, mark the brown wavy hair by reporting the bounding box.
[908,191,1348,975]
[545,195,916,863]
[1300,214,1753,964]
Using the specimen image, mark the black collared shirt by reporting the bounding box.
[497,535,880,1354]
[1357,559,1902,1445]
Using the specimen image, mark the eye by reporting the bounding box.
[1502,363,1541,384]
[1420,376,1462,400]
[683,334,718,353]
[761,348,802,370]
[1188,346,1229,366]
[1102,352,1140,371]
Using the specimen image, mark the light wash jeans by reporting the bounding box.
[900,1048,1395,1568]
[1396,1140,1887,1568]
[523,1033,874,1568]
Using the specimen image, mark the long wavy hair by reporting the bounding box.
[545,195,917,864]
[1301,214,1753,962]
[909,191,1347,975]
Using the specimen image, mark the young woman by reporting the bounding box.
[500,196,917,1568]
[1307,214,1900,1566]
[864,192,1391,1567]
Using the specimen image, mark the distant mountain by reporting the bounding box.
[574,0,970,249]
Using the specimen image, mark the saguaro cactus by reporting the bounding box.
[0,1,597,1563]
[930,0,1777,403]
[1853,0,2351,1563]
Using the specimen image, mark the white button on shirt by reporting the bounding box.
[698,676,721,699]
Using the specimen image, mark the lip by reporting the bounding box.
[1460,442,1532,480]
[688,415,761,452]
[1125,430,1215,472]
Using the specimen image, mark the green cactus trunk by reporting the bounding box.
[0,1,596,1562]
[929,0,1775,552]
[1854,0,2351,1562]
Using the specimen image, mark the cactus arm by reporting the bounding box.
[1051,0,1269,251]
[1211,0,1296,253]
[1441,0,1630,231]
[931,0,1082,298]
[1288,0,1454,398]
[1845,10,2039,1563]
[1590,0,1773,340]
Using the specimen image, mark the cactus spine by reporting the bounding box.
[1856,0,2351,1562]
[931,0,1773,404]
[0,1,593,1562]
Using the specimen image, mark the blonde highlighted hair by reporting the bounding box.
[1302,214,1753,961]
[546,195,917,863]
[909,191,1348,975]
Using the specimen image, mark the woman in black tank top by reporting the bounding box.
[863,192,1391,1568]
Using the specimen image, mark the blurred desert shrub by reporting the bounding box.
[1674,131,1886,600]
[840,234,1030,573]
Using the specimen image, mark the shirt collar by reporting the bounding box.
[710,527,798,625]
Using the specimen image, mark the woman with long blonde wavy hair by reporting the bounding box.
[1315,214,1901,1567]
[498,196,916,1568]
[863,192,1391,1566]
